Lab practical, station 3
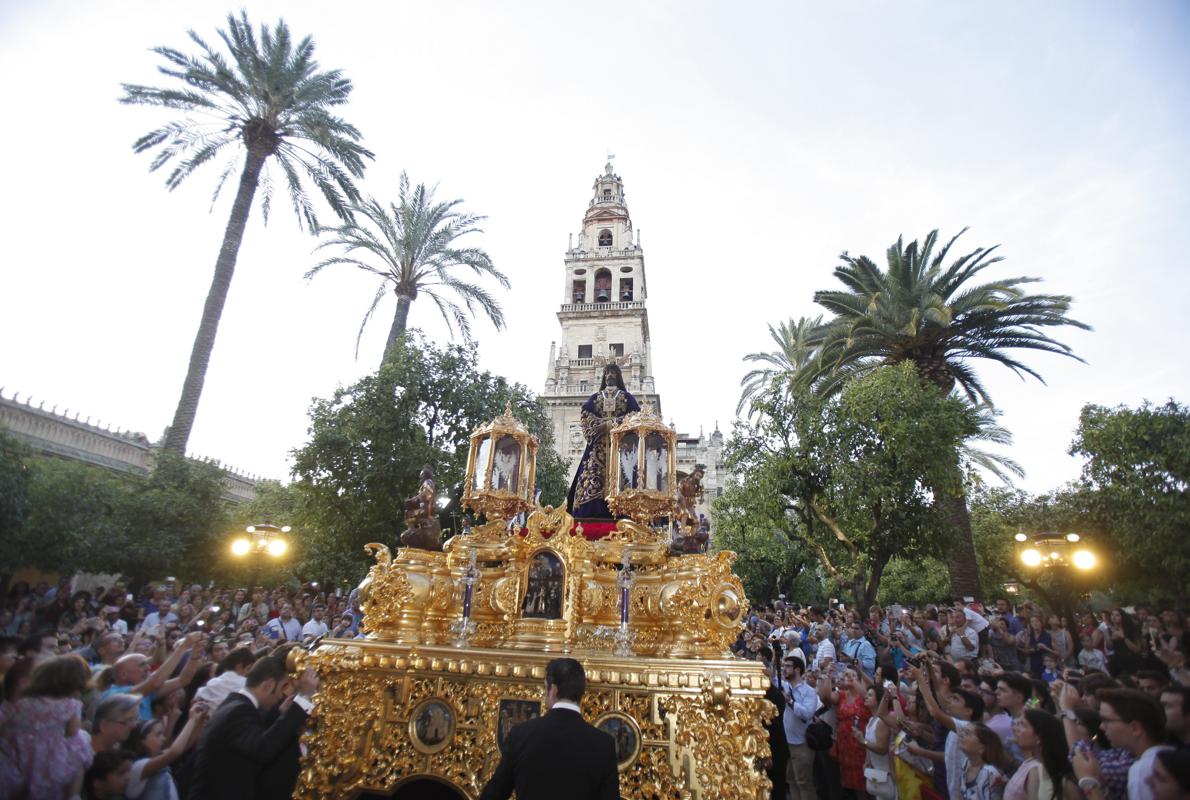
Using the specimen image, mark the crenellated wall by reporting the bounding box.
[0,390,263,503]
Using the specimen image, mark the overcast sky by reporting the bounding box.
[2,1,1187,494]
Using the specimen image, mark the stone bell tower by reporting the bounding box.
[542,162,662,477]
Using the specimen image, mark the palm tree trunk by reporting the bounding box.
[381,292,413,367]
[162,150,268,455]
[918,364,984,602]
[938,478,983,601]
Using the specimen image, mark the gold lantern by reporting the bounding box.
[462,403,539,521]
[606,402,677,524]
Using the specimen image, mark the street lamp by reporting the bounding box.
[1015,531,1097,573]
[230,523,291,559]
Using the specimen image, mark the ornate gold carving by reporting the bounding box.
[295,643,774,800]
[301,477,766,798]
[463,404,539,520]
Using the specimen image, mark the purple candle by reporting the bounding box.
[463,582,473,619]
[620,584,629,625]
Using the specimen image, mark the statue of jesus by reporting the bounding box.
[565,364,640,519]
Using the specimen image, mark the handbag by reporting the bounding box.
[805,705,833,751]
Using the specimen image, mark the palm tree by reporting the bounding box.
[798,228,1089,598]
[308,173,510,366]
[736,315,823,417]
[121,12,372,455]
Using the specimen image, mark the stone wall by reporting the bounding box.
[0,390,262,503]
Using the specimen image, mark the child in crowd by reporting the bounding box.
[122,700,209,799]
[1078,635,1108,673]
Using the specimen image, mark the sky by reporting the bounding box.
[1,1,1188,493]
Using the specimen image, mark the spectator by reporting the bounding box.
[996,599,1026,636]
[262,604,301,643]
[990,617,1024,672]
[331,612,356,639]
[1019,616,1055,676]
[236,589,268,627]
[854,683,895,800]
[840,621,877,677]
[1158,686,1189,750]
[0,653,94,799]
[778,651,818,800]
[958,723,1010,800]
[88,632,126,670]
[818,665,869,797]
[98,634,203,721]
[1080,635,1109,673]
[1146,750,1190,800]
[300,605,329,641]
[1005,709,1078,800]
[83,748,135,799]
[89,693,142,753]
[122,700,210,800]
[139,603,177,634]
[1090,689,1172,800]
[1135,671,1170,700]
[194,648,256,710]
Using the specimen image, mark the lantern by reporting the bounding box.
[462,403,539,521]
[606,402,677,524]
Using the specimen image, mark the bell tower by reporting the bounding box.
[543,162,662,476]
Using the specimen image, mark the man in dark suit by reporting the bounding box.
[479,658,620,800]
[189,654,318,800]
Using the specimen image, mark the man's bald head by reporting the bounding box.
[113,653,151,685]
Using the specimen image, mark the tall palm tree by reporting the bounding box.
[798,228,1089,598]
[308,173,510,366]
[121,12,372,455]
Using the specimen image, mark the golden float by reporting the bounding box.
[294,404,773,799]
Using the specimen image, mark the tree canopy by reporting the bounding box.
[289,332,567,582]
[718,363,977,609]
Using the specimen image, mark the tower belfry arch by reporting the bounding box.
[542,164,661,478]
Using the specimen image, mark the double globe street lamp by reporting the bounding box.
[230,523,291,559]
[1014,531,1097,573]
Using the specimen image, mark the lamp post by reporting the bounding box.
[230,523,291,587]
[1013,531,1098,624]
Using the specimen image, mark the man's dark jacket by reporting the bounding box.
[478,707,620,800]
[188,692,307,800]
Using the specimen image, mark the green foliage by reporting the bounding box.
[720,363,976,608]
[290,333,567,583]
[876,556,952,606]
[1071,400,1190,601]
[800,228,1089,404]
[712,494,817,606]
[309,172,510,362]
[120,11,371,229]
[0,433,31,544]
[0,450,228,580]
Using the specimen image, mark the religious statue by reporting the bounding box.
[675,466,705,525]
[671,466,709,554]
[400,465,443,551]
[565,363,640,519]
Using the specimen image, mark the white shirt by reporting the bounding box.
[813,637,836,670]
[945,718,971,800]
[551,700,581,714]
[264,616,302,641]
[1128,744,1171,800]
[195,671,246,709]
[963,606,990,634]
[301,619,329,639]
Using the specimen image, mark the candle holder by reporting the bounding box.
[613,549,636,657]
[451,549,479,648]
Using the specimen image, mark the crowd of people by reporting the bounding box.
[4,574,1189,800]
[0,576,351,799]
[735,598,1190,800]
